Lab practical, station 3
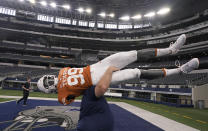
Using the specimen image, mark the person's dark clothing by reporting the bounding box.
[17,82,30,105]
[77,86,114,131]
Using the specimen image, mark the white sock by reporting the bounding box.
[156,48,172,57]
[164,68,181,76]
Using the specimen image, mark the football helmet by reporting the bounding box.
[37,75,58,93]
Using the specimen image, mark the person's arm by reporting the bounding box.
[22,85,29,91]
[95,66,119,98]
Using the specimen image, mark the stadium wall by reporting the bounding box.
[192,85,208,108]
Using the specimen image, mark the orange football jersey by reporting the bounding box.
[57,66,92,105]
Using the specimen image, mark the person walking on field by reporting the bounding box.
[17,77,31,106]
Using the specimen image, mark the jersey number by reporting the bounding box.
[67,68,85,86]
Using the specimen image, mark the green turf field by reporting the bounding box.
[0,89,207,130]
[0,89,58,98]
[108,98,208,131]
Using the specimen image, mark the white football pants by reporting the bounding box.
[90,50,141,85]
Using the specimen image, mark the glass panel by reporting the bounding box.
[89,21,95,27]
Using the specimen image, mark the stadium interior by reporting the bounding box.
[0,0,208,130]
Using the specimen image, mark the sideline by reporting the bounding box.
[115,102,199,131]
[0,99,16,104]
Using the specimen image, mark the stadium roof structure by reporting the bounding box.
[1,0,208,27]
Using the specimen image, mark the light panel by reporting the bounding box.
[97,22,104,28]
[37,14,54,22]
[89,21,95,27]
[50,2,57,8]
[0,6,16,16]
[77,7,84,13]
[144,12,155,18]
[86,8,92,14]
[108,13,115,18]
[40,1,47,6]
[79,20,88,27]
[28,0,35,4]
[55,17,71,25]
[62,4,70,10]
[134,23,151,29]
[99,12,106,18]
[105,23,117,29]
[119,16,130,21]
[18,0,24,2]
[72,19,77,25]
[131,14,141,20]
[157,7,170,15]
[118,24,132,29]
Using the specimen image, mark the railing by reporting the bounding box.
[160,96,192,106]
[123,97,193,107]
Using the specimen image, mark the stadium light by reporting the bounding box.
[40,1,47,6]
[62,4,70,10]
[108,13,115,18]
[131,14,142,20]
[50,2,57,8]
[86,8,92,14]
[119,15,130,21]
[157,7,170,15]
[28,0,35,4]
[99,12,106,18]
[144,12,155,18]
[18,0,24,2]
[77,7,84,13]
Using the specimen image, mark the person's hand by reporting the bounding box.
[108,66,120,72]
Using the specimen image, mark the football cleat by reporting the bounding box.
[169,34,186,54]
[180,58,199,73]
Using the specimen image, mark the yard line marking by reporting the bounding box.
[172,113,179,116]
[196,120,206,124]
[183,115,192,119]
